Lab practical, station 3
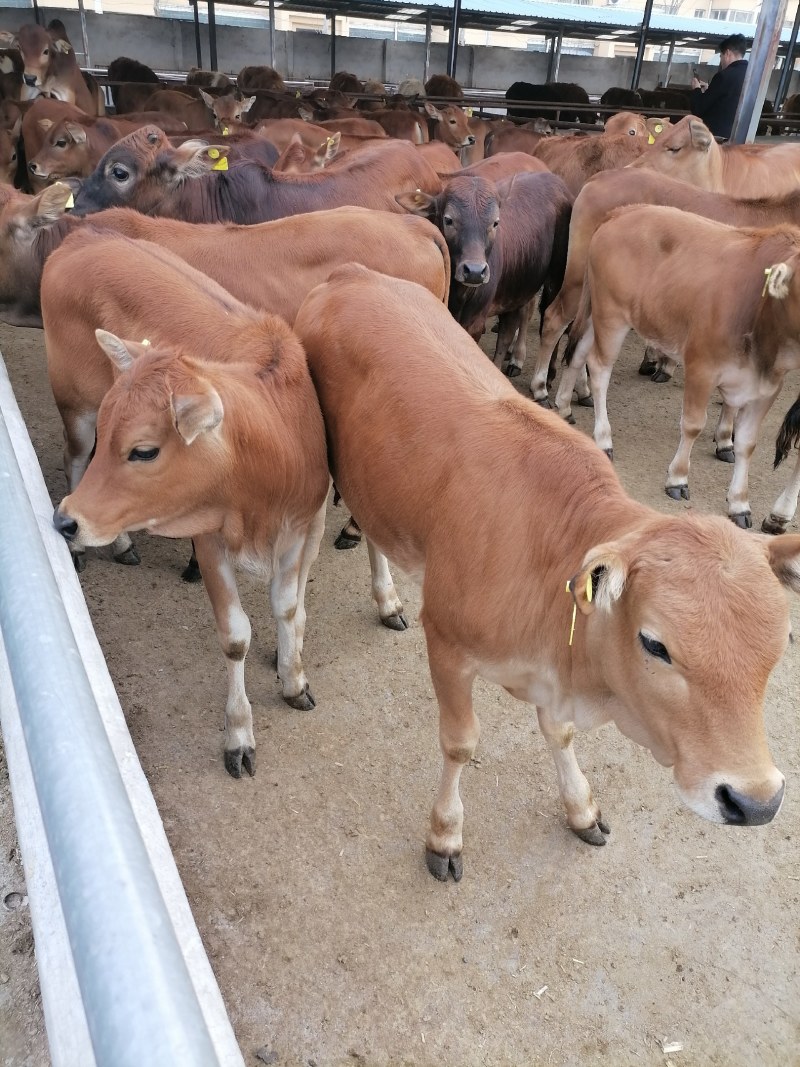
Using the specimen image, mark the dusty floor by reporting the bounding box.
[1,317,799,1067]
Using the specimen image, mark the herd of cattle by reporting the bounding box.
[2,18,800,880]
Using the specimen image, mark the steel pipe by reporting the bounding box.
[730,0,789,142]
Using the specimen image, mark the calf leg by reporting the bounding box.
[334,515,362,550]
[553,325,594,425]
[763,448,800,533]
[366,540,407,631]
[424,626,480,881]
[193,534,255,779]
[585,323,629,458]
[270,503,326,710]
[530,295,572,403]
[713,402,737,463]
[726,390,781,528]
[666,362,714,501]
[537,707,609,845]
[500,300,535,378]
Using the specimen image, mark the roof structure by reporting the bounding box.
[216,0,796,53]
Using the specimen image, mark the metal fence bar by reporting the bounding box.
[0,382,226,1066]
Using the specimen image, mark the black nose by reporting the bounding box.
[23,74,37,87]
[715,781,785,826]
[53,506,78,541]
[461,261,489,285]
[28,162,40,174]
[466,135,476,145]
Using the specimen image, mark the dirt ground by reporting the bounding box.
[1,317,799,1067]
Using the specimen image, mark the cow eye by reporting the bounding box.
[110,163,130,181]
[128,446,160,462]
[639,632,671,664]
[55,138,67,148]
[492,219,499,229]
[449,118,457,125]
[42,48,49,56]
[443,214,454,226]
[10,152,15,161]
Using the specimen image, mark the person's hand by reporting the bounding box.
[692,77,708,91]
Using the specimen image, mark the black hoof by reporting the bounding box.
[113,545,140,566]
[651,369,672,384]
[638,358,658,376]
[566,413,576,426]
[576,394,594,408]
[425,849,463,882]
[181,557,202,583]
[284,683,316,711]
[534,396,551,409]
[72,552,87,573]
[715,446,735,464]
[666,484,689,501]
[504,364,521,379]
[761,514,788,535]
[334,531,362,551]
[224,745,256,778]
[572,818,610,846]
[731,512,752,530]
[381,612,409,631]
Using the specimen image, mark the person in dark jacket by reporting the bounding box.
[691,33,748,141]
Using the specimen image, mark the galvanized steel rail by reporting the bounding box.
[0,354,243,1067]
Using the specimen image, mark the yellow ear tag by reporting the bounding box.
[295,90,301,98]
[762,267,773,297]
[465,107,473,117]
[212,155,228,171]
[647,134,655,144]
[141,338,151,347]
[586,574,593,603]
[65,192,74,209]
[655,123,663,133]
[208,148,220,159]
[566,581,577,647]
[222,126,230,136]
[327,136,335,147]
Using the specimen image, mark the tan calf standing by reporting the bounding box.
[296,264,798,881]
[560,205,800,527]
[49,236,330,777]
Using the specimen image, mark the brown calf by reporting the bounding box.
[0,23,101,114]
[533,129,648,196]
[561,205,800,527]
[51,235,330,777]
[296,264,796,879]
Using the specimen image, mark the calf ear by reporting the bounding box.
[765,262,793,300]
[199,89,214,110]
[273,138,305,173]
[15,182,75,228]
[317,132,340,166]
[52,39,73,55]
[395,189,436,217]
[569,539,631,617]
[170,141,230,179]
[241,95,255,114]
[0,32,17,48]
[171,387,224,445]
[298,106,315,122]
[64,121,87,145]
[688,118,714,150]
[423,102,442,121]
[95,330,152,372]
[763,535,800,594]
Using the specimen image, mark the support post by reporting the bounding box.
[775,0,800,112]
[631,0,655,90]
[730,0,789,142]
[546,31,562,84]
[330,10,336,79]
[662,37,676,86]
[424,14,431,84]
[207,0,218,72]
[269,0,276,68]
[77,0,90,68]
[32,0,41,26]
[192,0,203,69]
[447,0,461,79]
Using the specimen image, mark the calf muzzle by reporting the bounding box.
[457,261,489,286]
[23,74,37,87]
[715,780,785,826]
[53,506,78,542]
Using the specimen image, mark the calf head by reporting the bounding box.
[28,118,90,183]
[0,183,73,324]
[72,126,230,216]
[573,514,796,826]
[424,102,476,151]
[397,175,500,286]
[55,332,229,546]
[603,111,648,138]
[4,24,72,92]
[632,114,722,190]
[199,89,256,131]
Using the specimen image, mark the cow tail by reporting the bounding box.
[774,392,800,468]
[539,199,571,337]
[563,269,591,367]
